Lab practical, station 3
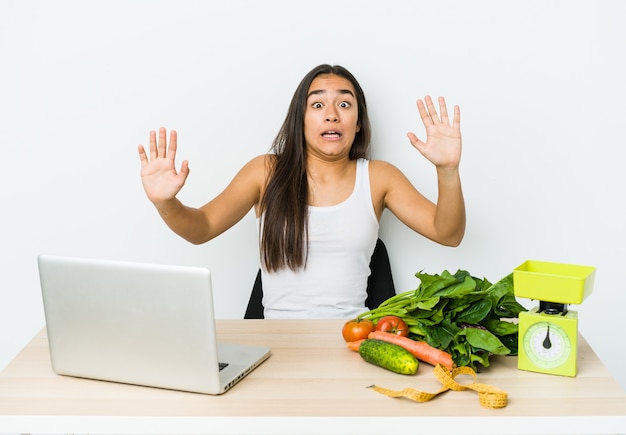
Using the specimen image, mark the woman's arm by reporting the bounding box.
[138,127,267,244]
[372,96,465,246]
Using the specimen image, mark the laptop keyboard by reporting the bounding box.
[218,362,229,371]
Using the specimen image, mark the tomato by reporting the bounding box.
[342,318,375,343]
[374,315,409,337]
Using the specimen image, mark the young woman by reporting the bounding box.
[138,64,465,319]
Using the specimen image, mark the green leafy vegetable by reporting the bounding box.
[358,270,527,370]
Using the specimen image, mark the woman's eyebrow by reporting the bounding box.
[307,89,356,98]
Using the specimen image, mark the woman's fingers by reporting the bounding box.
[424,95,440,124]
[141,128,177,162]
[167,129,178,162]
[417,98,433,126]
[147,129,157,161]
[138,144,148,167]
[157,127,167,158]
[452,104,461,129]
[417,95,441,126]
[438,96,450,125]
[418,96,456,127]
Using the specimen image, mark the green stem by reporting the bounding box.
[377,289,416,308]
[357,299,411,320]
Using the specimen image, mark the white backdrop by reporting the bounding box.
[1,0,625,391]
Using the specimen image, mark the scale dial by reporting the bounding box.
[522,321,571,369]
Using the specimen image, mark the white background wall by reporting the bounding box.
[1,0,625,392]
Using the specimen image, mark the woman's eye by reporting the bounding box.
[312,102,323,109]
[339,101,351,108]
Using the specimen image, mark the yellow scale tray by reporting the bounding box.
[513,260,595,304]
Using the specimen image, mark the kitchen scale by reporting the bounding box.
[513,260,595,377]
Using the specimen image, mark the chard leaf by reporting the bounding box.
[455,298,493,324]
[473,276,493,292]
[446,293,487,312]
[499,334,519,355]
[434,275,477,298]
[494,294,527,318]
[453,269,473,283]
[416,270,459,299]
[408,308,437,319]
[482,318,519,336]
[415,316,440,327]
[484,273,527,317]
[450,341,471,367]
[470,351,492,369]
[485,273,514,302]
[428,319,460,349]
[417,296,441,310]
[460,328,511,355]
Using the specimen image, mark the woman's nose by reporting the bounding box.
[325,107,339,122]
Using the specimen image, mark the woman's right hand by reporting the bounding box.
[138,127,190,205]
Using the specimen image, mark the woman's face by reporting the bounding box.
[303,74,360,161]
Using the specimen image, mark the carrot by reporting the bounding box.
[368,331,455,371]
[347,339,365,352]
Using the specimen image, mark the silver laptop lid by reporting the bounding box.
[37,254,267,394]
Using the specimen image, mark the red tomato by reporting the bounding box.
[342,318,375,343]
[374,315,409,337]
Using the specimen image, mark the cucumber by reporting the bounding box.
[358,338,419,375]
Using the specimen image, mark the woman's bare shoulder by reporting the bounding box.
[234,154,276,194]
[244,153,274,165]
[368,159,404,179]
[239,154,275,174]
[368,159,415,202]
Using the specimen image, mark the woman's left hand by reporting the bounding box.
[407,95,461,169]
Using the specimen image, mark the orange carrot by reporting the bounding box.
[368,331,455,371]
[347,339,365,352]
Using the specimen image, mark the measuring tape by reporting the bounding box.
[368,363,508,409]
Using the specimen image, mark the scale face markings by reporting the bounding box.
[522,321,571,369]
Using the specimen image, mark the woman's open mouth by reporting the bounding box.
[321,130,342,139]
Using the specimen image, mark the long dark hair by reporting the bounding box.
[259,64,372,272]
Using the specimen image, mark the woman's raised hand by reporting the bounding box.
[407,96,462,170]
[138,127,190,204]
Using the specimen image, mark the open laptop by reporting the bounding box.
[37,254,271,395]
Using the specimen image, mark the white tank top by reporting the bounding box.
[259,158,379,319]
